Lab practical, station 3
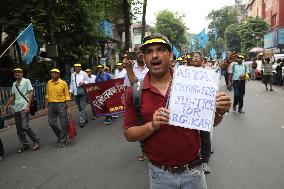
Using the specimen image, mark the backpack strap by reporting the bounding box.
[133,80,144,124]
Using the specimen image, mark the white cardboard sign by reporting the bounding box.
[168,66,219,132]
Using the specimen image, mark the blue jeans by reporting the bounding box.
[149,163,207,189]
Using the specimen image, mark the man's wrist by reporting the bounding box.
[148,121,155,132]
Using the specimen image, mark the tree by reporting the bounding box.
[141,0,147,43]
[225,23,241,52]
[152,10,187,50]
[206,6,238,39]
[238,16,270,54]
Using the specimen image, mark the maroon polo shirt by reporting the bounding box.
[124,70,200,166]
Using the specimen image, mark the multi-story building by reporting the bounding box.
[246,0,284,53]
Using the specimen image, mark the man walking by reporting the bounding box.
[124,34,231,189]
[123,45,149,161]
[114,62,127,79]
[95,64,113,125]
[70,64,89,128]
[4,68,40,153]
[85,69,96,83]
[262,58,274,91]
[228,55,248,113]
[250,58,257,80]
[45,68,71,147]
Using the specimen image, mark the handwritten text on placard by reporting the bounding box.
[168,66,219,131]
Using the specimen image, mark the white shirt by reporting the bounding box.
[114,68,127,79]
[87,74,96,83]
[124,62,149,87]
[69,70,89,95]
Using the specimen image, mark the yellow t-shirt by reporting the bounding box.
[45,79,71,102]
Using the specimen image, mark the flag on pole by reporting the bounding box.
[172,46,180,59]
[17,24,38,64]
[197,29,205,48]
[210,48,217,59]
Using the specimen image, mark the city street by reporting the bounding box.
[0,80,284,189]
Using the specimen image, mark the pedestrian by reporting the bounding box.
[69,64,89,128]
[262,58,274,91]
[104,66,114,79]
[45,68,71,147]
[250,58,257,80]
[0,137,4,162]
[85,69,96,83]
[123,45,149,161]
[124,33,231,189]
[114,61,127,79]
[187,51,213,174]
[4,68,40,153]
[228,55,249,113]
[124,45,149,87]
[275,60,283,86]
[95,64,113,125]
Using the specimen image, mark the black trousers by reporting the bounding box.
[233,80,246,110]
[0,137,4,156]
[200,131,211,163]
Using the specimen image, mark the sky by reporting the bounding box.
[146,0,236,34]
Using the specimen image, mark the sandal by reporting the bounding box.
[138,153,147,161]
[32,143,40,151]
[17,144,29,153]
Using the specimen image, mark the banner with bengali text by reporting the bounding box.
[82,79,126,116]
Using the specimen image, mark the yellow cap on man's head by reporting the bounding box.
[85,69,91,72]
[74,63,81,67]
[116,62,123,66]
[13,68,23,72]
[177,57,183,61]
[97,64,104,68]
[50,68,60,73]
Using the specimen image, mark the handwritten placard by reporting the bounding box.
[168,66,219,131]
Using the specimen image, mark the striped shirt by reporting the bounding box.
[263,62,273,75]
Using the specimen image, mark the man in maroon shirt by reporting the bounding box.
[124,33,231,189]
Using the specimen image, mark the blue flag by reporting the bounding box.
[210,48,217,59]
[172,46,180,59]
[17,24,38,64]
[197,29,206,48]
[222,51,227,60]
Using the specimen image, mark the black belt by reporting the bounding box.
[150,156,202,174]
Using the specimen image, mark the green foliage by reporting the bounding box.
[152,10,187,48]
[225,23,241,52]
[206,6,238,39]
[238,16,270,55]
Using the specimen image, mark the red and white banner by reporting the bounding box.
[82,79,126,116]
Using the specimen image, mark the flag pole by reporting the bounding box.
[0,23,32,59]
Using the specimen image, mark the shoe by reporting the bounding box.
[104,119,112,125]
[138,153,147,161]
[238,109,245,113]
[17,144,29,153]
[32,142,40,151]
[80,123,85,128]
[270,88,273,91]
[112,115,119,119]
[85,119,89,124]
[233,105,236,111]
[202,163,211,174]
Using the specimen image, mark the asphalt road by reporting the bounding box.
[0,79,284,189]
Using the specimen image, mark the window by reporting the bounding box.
[271,14,277,27]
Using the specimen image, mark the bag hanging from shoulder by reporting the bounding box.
[15,85,38,116]
[74,74,85,96]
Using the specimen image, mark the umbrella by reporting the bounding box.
[249,47,264,53]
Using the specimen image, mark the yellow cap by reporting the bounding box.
[105,67,110,70]
[85,69,91,72]
[238,55,245,59]
[143,38,167,46]
[50,68,60,73]
[177,57,183,61]
[186,55,191,59]
[13,68,23,72]
[97,64,104,68]
[116,62,123,66]
[74,63,81,67]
